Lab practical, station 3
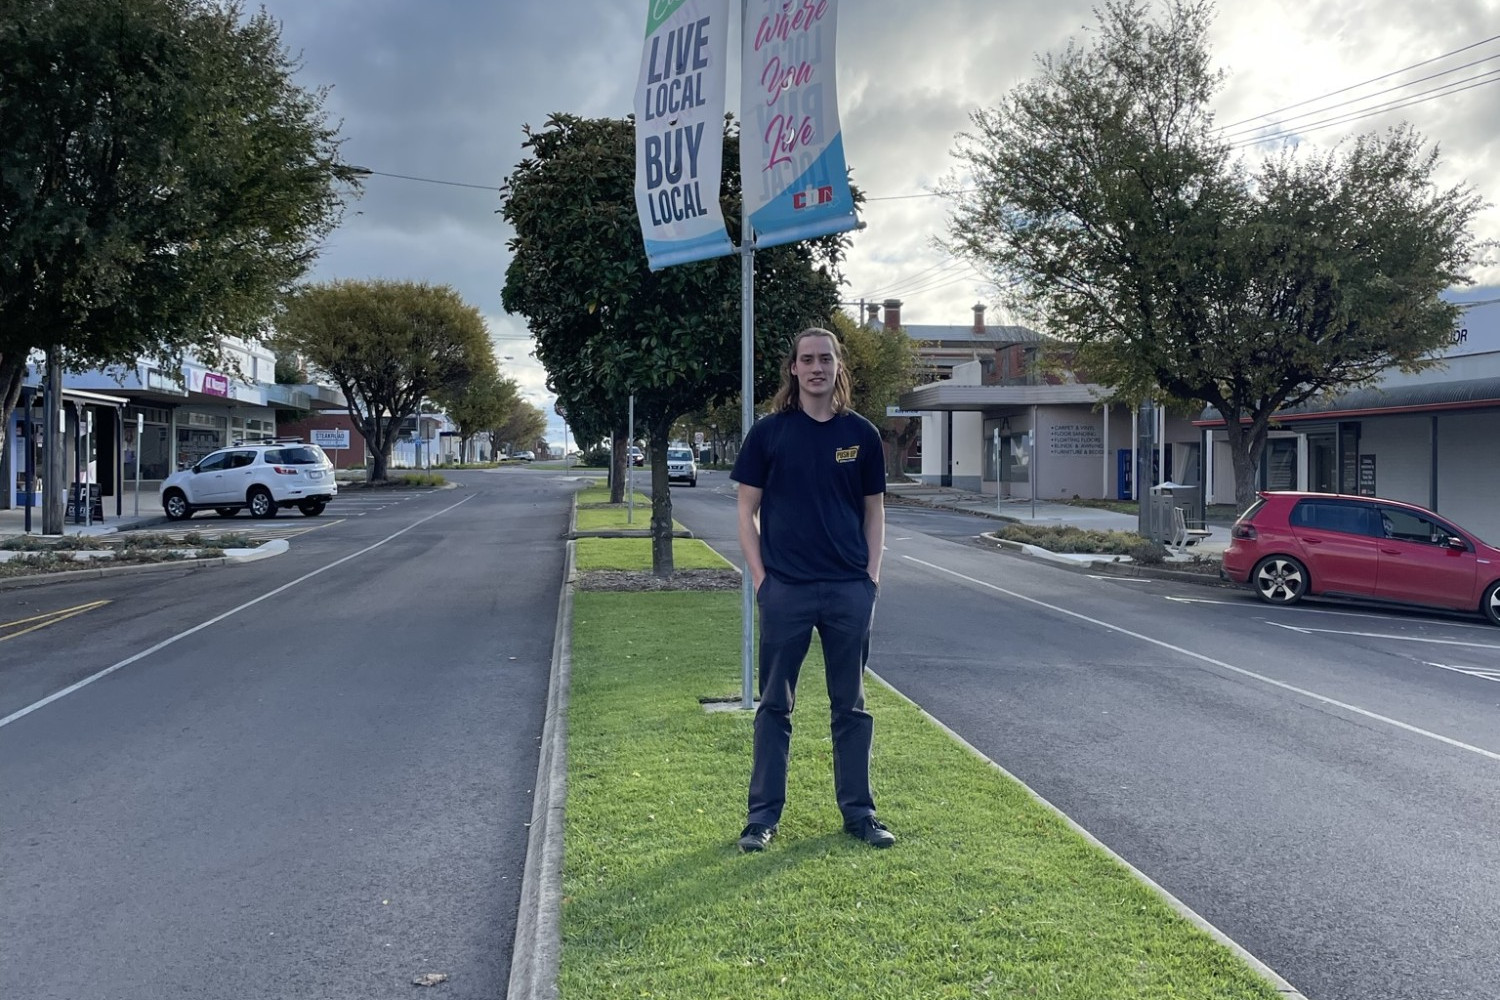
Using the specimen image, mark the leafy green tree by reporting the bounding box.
[434,368,518,463]
[831,311,920,479]
[0,0,352,473]
[943,0,1486,512]
[491,399,547,459]
[277,280,494,481]
[501,113,851,574]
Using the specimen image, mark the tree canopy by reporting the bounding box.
[276,280,495,481]
[500,113,850,573]
[943,0,1486,510]
[434,368,519,463]
[491,399,547,459]
[0,0,352,468]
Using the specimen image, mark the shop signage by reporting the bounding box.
[201,372,230,397]
[1358,454,1377,497]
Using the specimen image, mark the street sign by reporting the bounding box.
[310,428,350,449]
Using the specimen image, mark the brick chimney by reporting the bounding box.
[882,298,902,331]
[973,303,986,334]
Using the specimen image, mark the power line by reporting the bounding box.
[356,168,501,192]
[1231,71,1500,150]
[1219,53,1500,142]
[1216,32,1500,130]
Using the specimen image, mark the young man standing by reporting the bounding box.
[731,327,894,852]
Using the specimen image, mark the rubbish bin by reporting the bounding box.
[1147,482,1200,543]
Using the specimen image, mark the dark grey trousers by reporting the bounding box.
[747,576,879,828]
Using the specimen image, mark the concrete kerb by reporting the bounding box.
[0,538,289,591]
[508,539,573,1000]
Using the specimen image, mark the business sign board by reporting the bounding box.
[633,0,735,269]
[738,0,857,249]
[310,428,350,449]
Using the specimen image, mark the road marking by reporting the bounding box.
[1266,621,1500,650]
[1424,662,1500,682]
[0,494,476,731]
[0,600,111,642]
[1086,574,1157,583]
[902,555,1500,762]
[1163,596,1240,604]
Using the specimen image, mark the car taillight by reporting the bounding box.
[273,465,298,475]
[1231,523,1257,540]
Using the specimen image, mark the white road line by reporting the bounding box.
[1087,575,1158,583]
[902,555,1500,762]
[1266,621,1500,650]
[1163,596,1240,604]
[1423,662,1500,682]
[0,494,476,731]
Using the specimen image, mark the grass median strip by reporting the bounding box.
[561,539,1283,999]
[574,538,732,572]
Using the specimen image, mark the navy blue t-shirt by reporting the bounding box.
[731,409,886,583]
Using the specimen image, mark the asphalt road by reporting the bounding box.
[1,468,577,1000]
[669,478,1500,1000]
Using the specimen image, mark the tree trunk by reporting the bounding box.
[1221,416,1266,515]
[648,421,675,577]
[610,431,627,504]
[365,416,393,482]
[0,356,25,486]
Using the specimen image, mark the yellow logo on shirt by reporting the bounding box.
[835,446,859,463]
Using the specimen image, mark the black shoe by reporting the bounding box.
[737,823,776,852]
[844,815,896,848]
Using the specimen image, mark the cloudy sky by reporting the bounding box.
[271,1,1500,447]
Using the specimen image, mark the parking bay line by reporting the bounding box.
[0,494,476,730]
[1266,621,1500,650]
[0,600,111,642]
[902,554,1500,762]
[1424,662,1500,682]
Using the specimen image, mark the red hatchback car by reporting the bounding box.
[1222,492,1500,625]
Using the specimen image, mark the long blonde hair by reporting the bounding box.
[769,327,852,414]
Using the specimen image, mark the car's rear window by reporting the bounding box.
[1237,497,1268,523]
[264,446,326,465]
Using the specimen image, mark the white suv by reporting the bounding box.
[160,443,338,520]
[667,447,698,487]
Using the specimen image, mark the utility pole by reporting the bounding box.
[1136,397,1156,538]
[42,348,65,535]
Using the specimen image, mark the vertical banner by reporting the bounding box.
[634,0,735,270]
[740,0,858,250]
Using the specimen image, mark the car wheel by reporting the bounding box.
[247,487,278,519]
[1252,555,1308,605]
[215,507,239,518]
[299,501,326,517]
[1482,580,1500,626]
[688,476,696,487]
[163,489,192,521]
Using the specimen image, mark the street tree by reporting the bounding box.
[0,0,352,477]
[277,280,494,481]
[831,310,921,479]
[943,0,1486,512]
[491,399,547,459]
[501,113,849,575]
[433,367,518,463]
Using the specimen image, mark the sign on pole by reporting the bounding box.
[634,0,735,270]
[739,0,858,249]
[310,428,350,450]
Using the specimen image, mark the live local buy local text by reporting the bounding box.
[640,16,713,224]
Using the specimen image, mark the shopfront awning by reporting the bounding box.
[1194,376,1500,426]
[898,381,1110,413]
